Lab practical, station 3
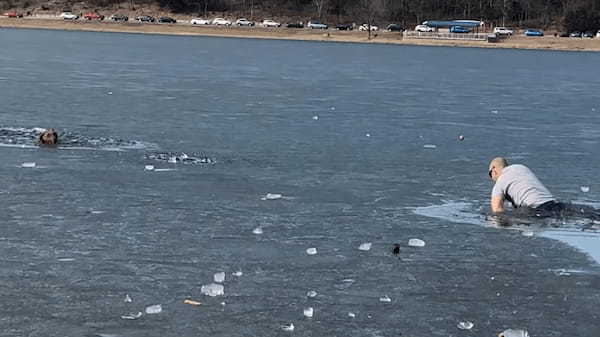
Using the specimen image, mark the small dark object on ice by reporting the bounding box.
[392,244,400,255]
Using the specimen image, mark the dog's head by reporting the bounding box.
[38,128,58,145]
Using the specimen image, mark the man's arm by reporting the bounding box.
[491,195,505,213]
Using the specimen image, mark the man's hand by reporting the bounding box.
[491,195,505,213]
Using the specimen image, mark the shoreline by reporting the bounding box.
[2,17,600,52]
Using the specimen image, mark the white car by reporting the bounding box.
[60,12,79,20]
[597,30,600,38]
[261,19,281,27]
[191,18,211,25]
[235,18,254,26]
[212,18,231,26]
[493,27,514,35]
[358,23,378,31]
[415,24,434,32]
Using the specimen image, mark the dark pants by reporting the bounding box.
[535,200,600,221]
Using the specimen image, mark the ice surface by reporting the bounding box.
[306,247,317,255]
[499,329,529,337]
[408,238,425,247]
[358,242,372,251]
[412,201,485,226]
[201,283,224,297]
[145,304,162,314]
[214,272,226,283]
[540,230,600,264]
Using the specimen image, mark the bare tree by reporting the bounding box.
[353,0,384,39]
[312,0,328,20]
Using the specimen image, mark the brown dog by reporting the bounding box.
[38,128,58,145]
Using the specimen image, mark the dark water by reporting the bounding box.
[1,28,600,336]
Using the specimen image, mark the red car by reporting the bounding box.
[84,12,104,20]
[4,11,24,18]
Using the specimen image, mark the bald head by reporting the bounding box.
[488,157,508,181]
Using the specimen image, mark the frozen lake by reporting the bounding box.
[1,28,600,336]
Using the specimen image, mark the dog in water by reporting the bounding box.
[37,128,58,145]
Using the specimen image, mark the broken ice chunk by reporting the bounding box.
[265,193,282,200]
[232,271,243,277]
[457,321,474,330]
[282,323,294,332]
[358,242,372,251]
[379,295,391,303]
[499,329,529,337]
[423,144,437,149]
[21,162,36,168]
[124,294,132,303]
[201,283,224,297]
[144,165,154,171]
[581,186,590,193]
[348,312,356,318]
[303,307,314,318]
[145,304,162,314]
[214,272,226,283]
[252,227,263,235]
[306,290,317,298]
[408,238,426,247]
[306,248,317,255]
[121,312,142,320]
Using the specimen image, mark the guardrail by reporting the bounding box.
[404,31,488,41]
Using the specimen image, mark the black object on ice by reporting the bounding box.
[392,244,400,255]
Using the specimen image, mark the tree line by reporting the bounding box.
[7,0,600,32]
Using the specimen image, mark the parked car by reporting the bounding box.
[597,30,600,38]
[158,16,176,23]
[493,27,513,35]
[136,15,155,23]
[261,19,281,27]
[524,29,543,36]
[569,31,582,37]
[415,24,434,32]
[582,31,595,38]
[287,22,304,28]
[212,18,231,26]
[235,18,254,26]
[450,26,470,33]
[336,23,353,30]
[386,24,404,32]
[307,21,328,29]
[190,18,210,25]
[359,23,378,31]
[558,32,569,37]
[4,11,24,18]
[84,12,104,20]
[60,12,79,20]
[110,14,128,22]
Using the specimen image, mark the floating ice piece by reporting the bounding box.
[312,115,319,120]
[233,271,243,277]
[121,312,142,320]
[183,299,201,306]
[124,294,132,303]
[201,283,224,297]
[107,91,113,95]
[144,165,154,171]
[221,302,226,306]
[348,312,356,318]
[491,110,499,114]
[252,227,263,235]
[306,290,317,298]
[153,168,176,172]
[365,133,371,137]
[499,329,529,337]
[21,162,36,168]
[521,230,534,237]
[168,156,177,163]
[306,247,317,255]
[145,304,162,314]
[214,272,226,283]
[379,295,391,303]
[264,193,282,200]
[457,321,474,330]
[408,238,426,247]
[423,144,437,149]
[303,307,314,318]
[57,258,75,262]
[90,210,104,214]
[358,242,372,251]
[581,186,590,193]
[282,323,294,332]
[458,135,465,141]
[330,106,335,110]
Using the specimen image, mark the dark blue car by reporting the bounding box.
[524,29,543,37]
[450,26,470,33]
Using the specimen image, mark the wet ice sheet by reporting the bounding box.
[414,200,600,264]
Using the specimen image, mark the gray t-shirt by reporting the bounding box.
[492,164,555,208]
